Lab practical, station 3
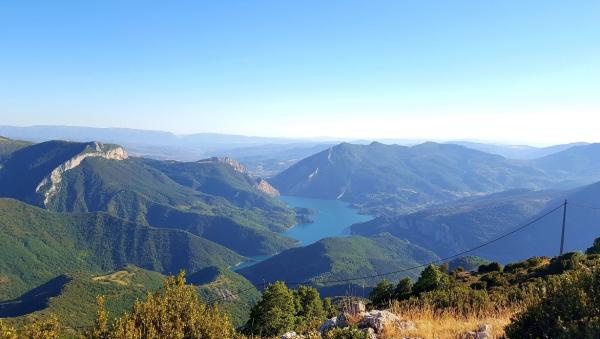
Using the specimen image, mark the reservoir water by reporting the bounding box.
[280,195,374,245]
[234,196,373,270]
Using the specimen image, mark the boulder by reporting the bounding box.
[280,331,304,339]
[463,323,492,339]
[359,310,415,334]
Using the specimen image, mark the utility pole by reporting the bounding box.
[560,200,568,255]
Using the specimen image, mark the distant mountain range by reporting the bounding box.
[1,125,593,177]
[0,126,338,175]
[270,141,600,215]
[451,141,590,159]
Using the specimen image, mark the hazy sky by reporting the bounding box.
[1,1,599,144]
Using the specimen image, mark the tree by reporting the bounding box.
[586,237,600,255]
[323,297,337,318]
[369,279,395,308]
[23,314,60,339]
[0,320,18,339]
[413,264,447,294]
[393,278,413,300]
[91,296,109,339]
[245,281,296,337]
[96,272,234,339]
[293,285,326,332]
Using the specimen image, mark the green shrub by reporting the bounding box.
[96,272,234,339]
[586,237,600,255]
[506,268,600,338]
[546,252,585,275]
[477,262,502,273]
[324,326,369,339]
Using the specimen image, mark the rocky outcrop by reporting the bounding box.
[319,305,416,338]
[198,157,247,173]
[198,156,281,197]
[255,179,280,197]
[35,142,128,205]
[359,310,415,334]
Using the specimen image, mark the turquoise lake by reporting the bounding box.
[280,195,374,245]
[234,196,373,270]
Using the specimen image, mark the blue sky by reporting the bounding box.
[1,1,598,144]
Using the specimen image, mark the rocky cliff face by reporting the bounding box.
[198,156,280,197]
[35,142,128,205]
[198,157,247,173]
[255,179,280,197]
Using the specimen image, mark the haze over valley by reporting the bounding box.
[2,1,600,337]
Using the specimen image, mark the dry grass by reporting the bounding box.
[92,270,135,286]
[382,303,522,339]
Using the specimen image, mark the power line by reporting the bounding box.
[208,202,566,304]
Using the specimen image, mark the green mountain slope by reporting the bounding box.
[238,233,439,296]
[270,142,553,214]
[352,181,600,263]
[351,189,560,258]
[1,265,165,329]
[0,198,242,300]
[0,140,297,256]
[534,143,600,184]
[191,266,260,327]
[0,136,32,164]
[1,264,258,329]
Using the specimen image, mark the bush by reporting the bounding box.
[324,325,369,339]
[546,252,585,275]
[506,268,600,338]
[477,262,502,273]
[586,237,600,255]
[93,272,234,339]
[0,320,18,339]
[504,257,545,273]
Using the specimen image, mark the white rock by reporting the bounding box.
[280,331,303,339]
[359,310,415,334]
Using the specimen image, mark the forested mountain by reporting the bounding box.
[270,142,554,214]
[238,233,439,296]
[533,143,600,182]
[0,139,297,256]
[352,181,600,263]
[351,189,561,259]
[0,136,31,163]
[0,198,242,300]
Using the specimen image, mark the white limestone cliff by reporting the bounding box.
[35,142,128,205]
